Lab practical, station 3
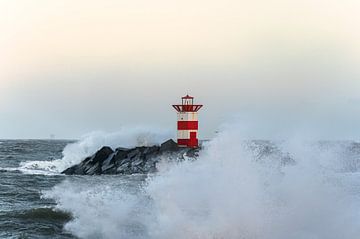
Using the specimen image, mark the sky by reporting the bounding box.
[1,0,360,140]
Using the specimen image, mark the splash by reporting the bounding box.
[43,175,150,239]
[44,126,360,239]
[19,126,172,174]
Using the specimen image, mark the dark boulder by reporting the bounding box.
[89,146,114,164]
[160,139,179,152]
[62,139,199,176]
[101,153,116,173]
[62,164,84,175]
[113,149,128,162]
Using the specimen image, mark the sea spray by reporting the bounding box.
[19,126,172,174]
[44,126,360,239]
[43,175,151,239]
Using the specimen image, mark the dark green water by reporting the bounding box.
[0,140,75,238]
[0,140,148,239]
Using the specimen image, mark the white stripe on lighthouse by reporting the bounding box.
[177,112,198,121]
[177,130,198,139]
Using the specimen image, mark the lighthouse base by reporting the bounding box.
[177,138,199,148]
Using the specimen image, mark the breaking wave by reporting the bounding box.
[19,126,172,174]
[44,125,360,239]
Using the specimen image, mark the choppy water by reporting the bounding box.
[2,129,360,239]
[0,140,147,239]
[0,140,73,238]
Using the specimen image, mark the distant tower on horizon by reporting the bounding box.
[172,95,203,148]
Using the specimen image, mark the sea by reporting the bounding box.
[1,129,360,239]
[0,140,74,238]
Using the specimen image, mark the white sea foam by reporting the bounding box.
[0,166,60,175]
[19,126,172,174]
[44,125,360,239]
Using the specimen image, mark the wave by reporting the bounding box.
[13,207,72,222]
[44,125,360,239]
[0,207,72,224]
[18,126,172,175]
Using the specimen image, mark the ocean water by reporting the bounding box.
[0,139,150,239]
[2,128,360,239]
[0,140,74,238]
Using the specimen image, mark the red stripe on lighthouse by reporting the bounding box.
[178,134,198,148]
[177,121,198,130]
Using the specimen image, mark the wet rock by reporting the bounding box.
[117,162,130,173]
[85,162,100,175]
[61,139,199,175]
[62,164,84,175]
[89,146,114,164]
[160,139,179,152]
[128,149,141,159]
[113,150,128,162]
[143,146,159,155]
[101,153,116,172]
[132,156,144,167]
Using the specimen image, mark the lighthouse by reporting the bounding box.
[172,95,203,148]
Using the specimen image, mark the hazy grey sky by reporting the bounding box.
[1,0,360,139]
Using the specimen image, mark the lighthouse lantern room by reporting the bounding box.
[172,95,203,148]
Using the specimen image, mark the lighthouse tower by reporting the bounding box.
[172,95,203,148]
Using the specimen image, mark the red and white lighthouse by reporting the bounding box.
[172,95,203,148]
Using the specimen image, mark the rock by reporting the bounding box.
[132,156,144,167]
[63,147,114,175]
[128,149,141,159]
[185,148,199,158]
[101,164,116,174]
[101,153,116,172]
[113,150,128,162]
[117,162,130,173]
[130,165,144,174]
[85,162,100,175]
[115,147,130,151]
[62,165,83,175]
[143,146,160,155]
[160,139,179,152]
[118,156,131,166]
[61,139,199,175]
[89,146,114,164]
